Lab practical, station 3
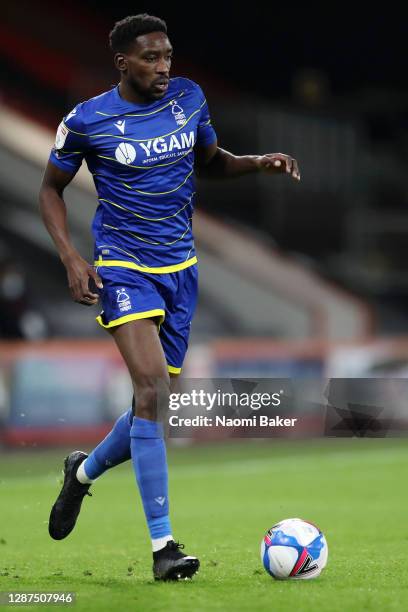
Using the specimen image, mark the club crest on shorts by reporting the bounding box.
[116,288,131,312]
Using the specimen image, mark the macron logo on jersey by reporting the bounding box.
[114,119,126,134]
[139,131,195,157]
[65,108,77,122]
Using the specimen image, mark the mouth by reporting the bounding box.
[153,79,169,93]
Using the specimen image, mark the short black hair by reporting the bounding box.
[109,14,167,53]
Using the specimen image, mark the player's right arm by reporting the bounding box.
[39,162,102,306]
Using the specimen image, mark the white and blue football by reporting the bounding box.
[260,518,328,580]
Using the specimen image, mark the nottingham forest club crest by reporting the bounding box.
[116,288,131,312]
[170,100,186,126]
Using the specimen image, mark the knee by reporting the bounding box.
[133,376,170,421]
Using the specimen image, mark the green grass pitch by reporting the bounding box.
[0,439,407,611]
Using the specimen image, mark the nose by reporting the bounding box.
[156,57,169,75]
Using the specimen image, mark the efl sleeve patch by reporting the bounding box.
[55,121,68,150]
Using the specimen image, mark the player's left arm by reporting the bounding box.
[194,140,300,181]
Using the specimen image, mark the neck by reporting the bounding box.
[118,80,152,105]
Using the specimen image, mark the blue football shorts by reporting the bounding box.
[95,264,198,374]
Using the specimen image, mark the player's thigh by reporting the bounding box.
[110,318,169,385]
[96,266,168,381]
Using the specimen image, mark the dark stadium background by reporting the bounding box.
[1,5,408,610]
[0,1,407,440]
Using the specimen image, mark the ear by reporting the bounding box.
[114,53,127,73]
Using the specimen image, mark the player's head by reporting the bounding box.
[109,14,172,101]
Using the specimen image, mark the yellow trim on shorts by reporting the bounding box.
[94,256,197,274]
[168,365,182,374]
[96,309,165,329]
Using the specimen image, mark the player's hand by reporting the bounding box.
[63,252,103,306]
[256,153,300,181]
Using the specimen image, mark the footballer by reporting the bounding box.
[39,13,300,581]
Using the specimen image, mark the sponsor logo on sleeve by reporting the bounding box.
[55,121,68,150]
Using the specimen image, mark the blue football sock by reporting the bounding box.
[130,417,172,540]
[83,408,132,480]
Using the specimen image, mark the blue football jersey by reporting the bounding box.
[49,78,217,272]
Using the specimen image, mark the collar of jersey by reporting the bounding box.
[113,81,175,111]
